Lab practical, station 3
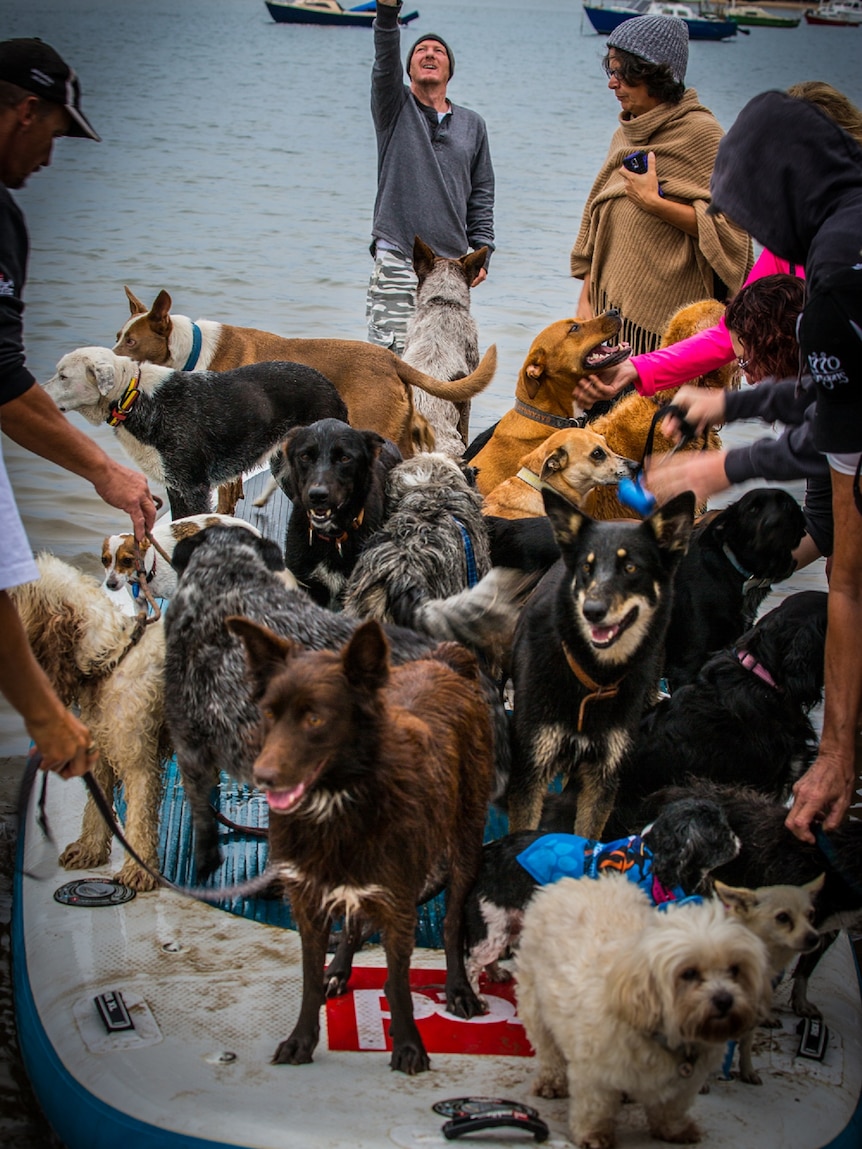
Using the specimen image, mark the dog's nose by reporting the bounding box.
[582,598,609,624]
[711,989,734,1016]
[253,764,281,790]
[307,484,331,507]
[606,308,621,320]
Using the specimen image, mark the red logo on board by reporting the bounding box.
[325,967,533,1057]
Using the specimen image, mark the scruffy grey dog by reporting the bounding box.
[342,452,492,627]
[164,525,521,879]
[404,237,488,457]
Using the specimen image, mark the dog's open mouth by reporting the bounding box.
[583,339,631,371]
[307,508,339,534]
[587,606,638,648]
[261,759,327,815]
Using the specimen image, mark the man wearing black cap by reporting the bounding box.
[367,1,495,355]
[0,38,156,779]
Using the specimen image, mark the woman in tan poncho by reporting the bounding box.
[571,16,751,358]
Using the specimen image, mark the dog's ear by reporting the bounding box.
[226,616,296,698]
[606,947,663,1033]
[258,537,286,572]
[148,290,173,336]
[363,430,388,462]
[539,447,567,479]
[124,286,147,316]
[412,235,437,281]
[522,349,546,400]
[542,487,588,552]
[647,492,695,557]
[342,620,391,691]
[86,353,121,397]
[804,873,826,899]
[461,246,489,287]
[713,880,759,917]
[171,530,210,576]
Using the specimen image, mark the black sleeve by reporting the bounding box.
[0,189,37,406]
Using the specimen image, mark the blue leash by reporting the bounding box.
[453,517,479,587]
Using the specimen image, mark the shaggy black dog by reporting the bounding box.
[637,781,862,1020]
[280,418,402,608]
[604,590,828,839]
[663,487,806,692]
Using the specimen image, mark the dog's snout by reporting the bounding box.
[582,598,609,624]
[253,763,281,790]
[307,484,331,507]
[711,989,734,1016]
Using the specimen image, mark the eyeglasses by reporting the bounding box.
[604,65,625,82]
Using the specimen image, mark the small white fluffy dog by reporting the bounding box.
[101,512,260,601]
[516,875,772,1148]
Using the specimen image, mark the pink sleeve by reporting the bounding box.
[633,250,805,396]
[633,321,735,396]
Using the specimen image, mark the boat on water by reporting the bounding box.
[11,467,862,1149]
[727,4,801,26]
[804,0,862,24]
[265,0,420,27]
[583,1,739,41]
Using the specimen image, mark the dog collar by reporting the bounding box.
[514,398,587,430]
[561,640,624,732]
[307,508,365,557]
[182,322,203,371]
[107,373,141,427]
[734,648,779,690]
[515,467,547,492]
[720,543,773,592]
[651,1032,700,1078]
[452,516,479,588]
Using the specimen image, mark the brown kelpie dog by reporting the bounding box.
[226,617,495,1075]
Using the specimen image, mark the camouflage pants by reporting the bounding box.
[366,249,417,356]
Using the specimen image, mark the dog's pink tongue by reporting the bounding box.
[590,623,619,645]
[266,781,306,814]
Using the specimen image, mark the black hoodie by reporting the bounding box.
[710,90,862,454]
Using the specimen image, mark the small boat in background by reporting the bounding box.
[804,0,862,24]
[265,0,420,27]
[727,4,801,26]
[583,1,739,40]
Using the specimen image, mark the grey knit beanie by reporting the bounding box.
[406,34,455,80]
[606,16,688,85]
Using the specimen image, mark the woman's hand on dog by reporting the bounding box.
[786,748,855,844]
[644,449,730,505]
[575,360,637,408]
[660,385,726,441]
[28,705,100,779]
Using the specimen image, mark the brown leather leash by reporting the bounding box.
[561,640,624,732]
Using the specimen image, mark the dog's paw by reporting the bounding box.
[194,843,224,884]
[116,861,160,892]
[736,1068,763,1086]
[761,1013,783,1029]
[648,1118,701,1144]
[324,972,350,999]
[59,840,110,870]
[390,1040,431,1075]
[272,1032,317,1066]
[790,990,823,1020]
[577,1130,615,1149]
[446,982,488,1020]
[532,1074,568,1100]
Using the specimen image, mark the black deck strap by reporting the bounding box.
[433,1099,549,1143]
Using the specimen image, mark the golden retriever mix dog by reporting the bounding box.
[468,313,630,496]
[482,426,638,520]
[588,299,739,519]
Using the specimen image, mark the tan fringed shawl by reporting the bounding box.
[570,90,752,355]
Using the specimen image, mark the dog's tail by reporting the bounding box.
[391,566,536,657]
[395,345,497,402]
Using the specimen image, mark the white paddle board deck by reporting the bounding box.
[14,770,862,1149]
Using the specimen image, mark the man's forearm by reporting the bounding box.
[1,383,114,487]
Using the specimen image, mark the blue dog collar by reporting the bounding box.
[182,322,203,371]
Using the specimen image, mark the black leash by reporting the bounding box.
[18,757,286,903]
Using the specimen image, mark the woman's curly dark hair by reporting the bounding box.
[602,49,685,107]
[725,274,805,383]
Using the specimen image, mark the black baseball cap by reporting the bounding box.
[0,38,100,141]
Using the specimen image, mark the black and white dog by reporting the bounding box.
[463,797,740,992]
[164,526,523,879]
[44,346,348,520]
[279,418,402,609]
[506,488,695,838]
[663,487,806,692]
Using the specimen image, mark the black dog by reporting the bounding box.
[604,590,829,839]
[506,488,695,838]
[165,525,520,879]
[663,487,806,692]
[280,418,402,608]
[463,797,740,992]
[639,780,862,1020]
[44,349,349,520]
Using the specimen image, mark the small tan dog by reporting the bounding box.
[714,876,824,1085]
[482,426,638,520]
[589,299,739,519]
[516,874,771,1148]
[469,312,630,496]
